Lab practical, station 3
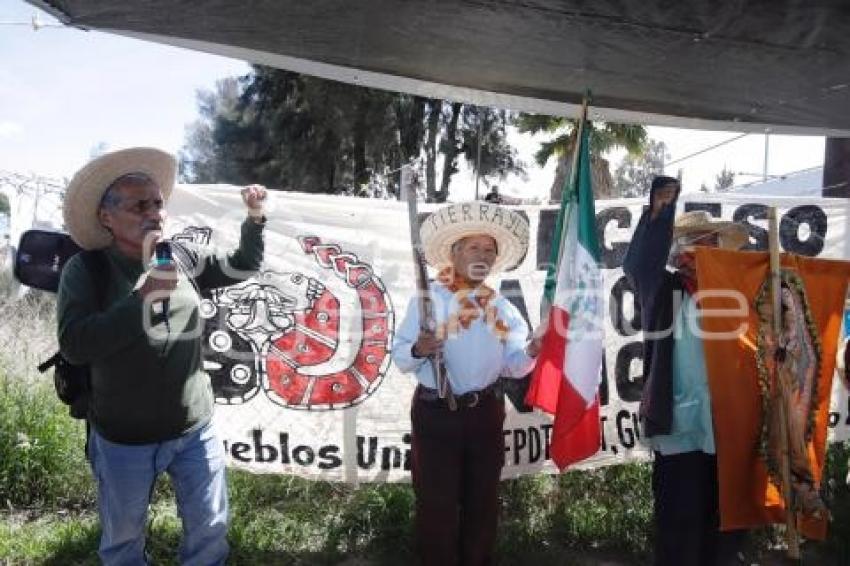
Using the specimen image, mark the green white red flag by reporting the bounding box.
[525,116,603,469]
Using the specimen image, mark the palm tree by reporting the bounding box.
[515,114,648,201]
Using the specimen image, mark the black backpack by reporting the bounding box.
[13,229,84,293]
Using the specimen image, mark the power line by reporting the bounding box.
[730,165,823,191]
[664,133,749,167]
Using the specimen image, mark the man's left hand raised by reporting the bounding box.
[241,184,268,221]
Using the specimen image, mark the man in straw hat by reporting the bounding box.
[392,200,543,565]
[624,176,748,565]
[57,147,267,565]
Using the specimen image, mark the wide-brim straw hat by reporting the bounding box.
[420,201,529,273]
[63,147,177,250]
[673,210,748,250]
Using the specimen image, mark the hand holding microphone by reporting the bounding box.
[154,241,173,268]
[138,241,178,310]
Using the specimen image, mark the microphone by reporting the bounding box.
[154,241,173,318]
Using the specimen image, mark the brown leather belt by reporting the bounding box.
[417,381,502,409]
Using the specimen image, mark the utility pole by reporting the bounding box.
[822,138,850,197]
[31,177,41,228]
[474,112,483,200]
[763,129,771,182]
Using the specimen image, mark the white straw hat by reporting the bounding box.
[420,201,529,273]
[673,210,748,250]
[63,147,176,250]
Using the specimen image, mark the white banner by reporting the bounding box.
[164,185,850,482]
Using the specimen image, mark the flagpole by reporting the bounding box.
[768,206,800,559]
[542,93,591,315]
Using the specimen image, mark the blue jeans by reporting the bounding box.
[88,421,229,566]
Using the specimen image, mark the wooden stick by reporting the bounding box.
[402,164,457,410]
[542,93,590,318]
[768,206,800,559]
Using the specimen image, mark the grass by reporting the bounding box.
[0,341,656,565]
[2,290,850,564]
[0,291,94,513]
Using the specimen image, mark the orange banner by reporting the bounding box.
[696,247,850,539]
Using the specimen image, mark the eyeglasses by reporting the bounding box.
[115,199,164,216]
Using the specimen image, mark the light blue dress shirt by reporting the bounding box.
[391,283,536,394]
[648,294,716,455]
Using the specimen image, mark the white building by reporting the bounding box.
[732,166,823,197]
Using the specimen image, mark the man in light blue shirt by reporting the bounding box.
[392,201,541,566]
[392,280,537,394]
[649,293,715,456]
[624,177,749,566]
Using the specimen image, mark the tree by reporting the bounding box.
[238,68,352,192]
[437,102,463,202]
[0,193,9,216]
[460,106,526,194]
[392,94,427,197]
[514,114,647,201]
[182,69,359,191]
[181,66,524,199]
[179,77,243,183]
[714,167,736,192]
[182,68,421,194]
[613,139,669,197]
[423,99,441,201]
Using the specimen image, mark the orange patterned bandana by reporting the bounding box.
[435,267,510,342]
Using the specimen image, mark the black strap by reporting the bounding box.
[38,252,109,373]
[78,249,111,311]
[37,352,62,373]
[70,250,110,433]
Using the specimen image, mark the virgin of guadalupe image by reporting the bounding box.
[755,271,826,519]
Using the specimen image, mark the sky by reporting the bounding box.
[0,0,828,202]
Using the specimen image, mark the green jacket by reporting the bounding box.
[57,218,265,444]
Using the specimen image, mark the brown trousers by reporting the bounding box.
[410,388,506,566]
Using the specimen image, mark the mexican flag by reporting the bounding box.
[525,117,603,470]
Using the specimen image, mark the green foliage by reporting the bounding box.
[0,294,94,509]
[497,466,652,562]
[820,442,850,563]
[0,371,94,508]
[5,428,850,564]
[0,513,100,564]
[0,268,15,299]
[203,67,426,194]
[0,294,60,386]
[180,67,523,199]
[180,77,244,184]
[613,139,670,197]
[552,465,653,554]
[0,364,653,564]
[461,107,526,182]
[0,193,9,216]
[714,166,736,192]
[514,114,648,167]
